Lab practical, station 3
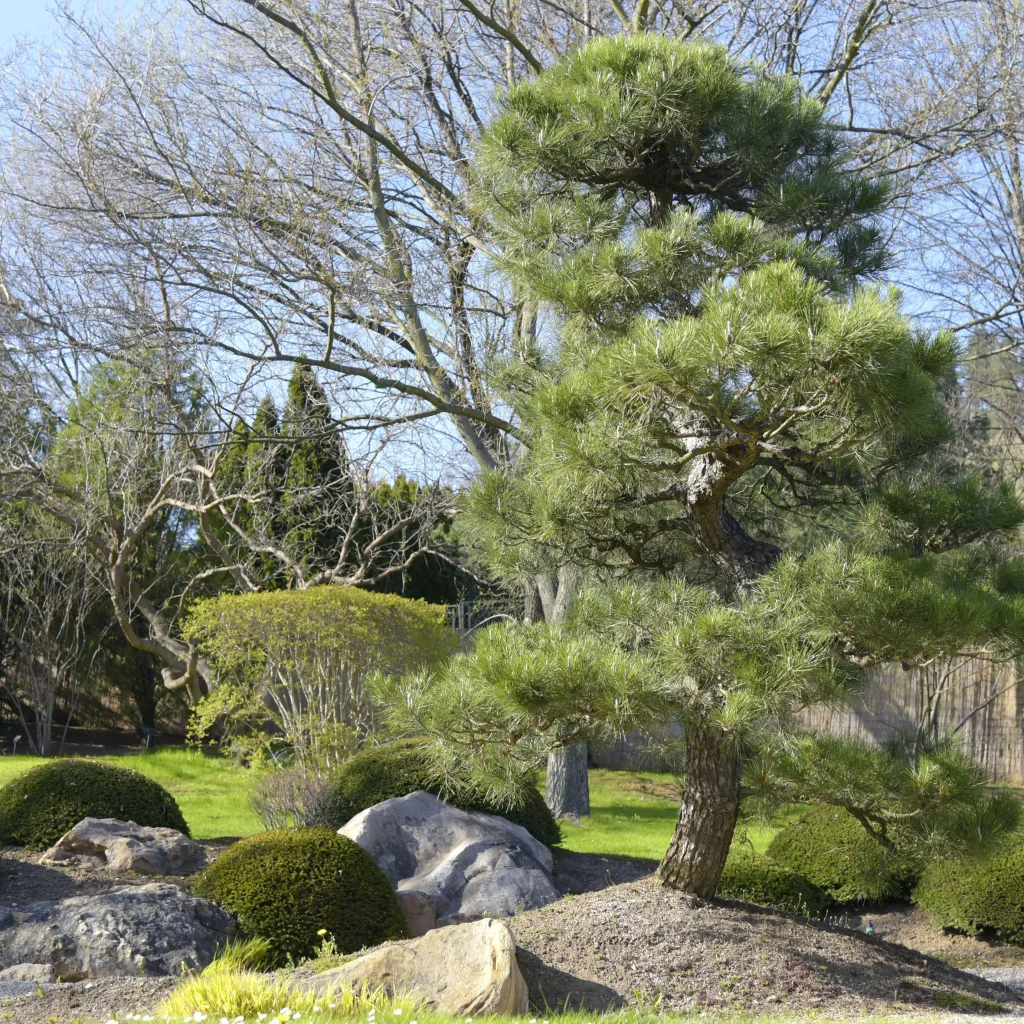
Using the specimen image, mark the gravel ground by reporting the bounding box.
[4,846,1024,1021]
[508,878,1024,1015]
[0,842,233,907]
[0,977,176,1024]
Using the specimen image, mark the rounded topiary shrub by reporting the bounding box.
[321,738,562,847]
[717,847,831,916]
[194,827,409,964]
[766,806,916,904]
[0,758,189,849]
[913,843,1024,943]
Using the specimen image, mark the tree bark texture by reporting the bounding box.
[546,740,591,820]
[657,724,742,897]
[537,565,591,819]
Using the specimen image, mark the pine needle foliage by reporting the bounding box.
[382,37,1024,897]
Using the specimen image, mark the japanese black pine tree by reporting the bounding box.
[379,37,1024,896]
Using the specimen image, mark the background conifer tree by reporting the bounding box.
[380,37,1024,896]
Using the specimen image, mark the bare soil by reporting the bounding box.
[508,878,1024,1015]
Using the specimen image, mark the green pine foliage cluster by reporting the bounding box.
[378,35,1024,895]
[320,738,561,847]
[0,759,188,848]
[193,828,409,964]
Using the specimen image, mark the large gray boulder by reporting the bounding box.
[339,790,559,932]
[40,818,206,875]
[0,883,235,980]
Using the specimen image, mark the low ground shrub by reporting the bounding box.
[0,758,188,849]
[913,842,1024,943]
[320,738,561,846]
[717,846,831,915]
[193,827,408,964]
[766,805,916,904]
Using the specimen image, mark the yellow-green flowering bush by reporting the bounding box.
[184,587,457,770]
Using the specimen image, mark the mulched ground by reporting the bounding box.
[5,846,1024,1020]
[508,878,1024,1015]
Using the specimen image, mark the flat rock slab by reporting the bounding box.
[296,918,529,1015]
[340,790,559,929]
[0,882,235,980]
[41,817,206,875]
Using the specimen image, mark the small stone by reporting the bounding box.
[0,963,57,983]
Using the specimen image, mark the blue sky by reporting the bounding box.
[0,1,126,48]
[0,3,63,44]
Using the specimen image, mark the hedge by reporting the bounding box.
[914,842,1024,943]
[717,846,831,915]
[193,827,409,964]
[766,805,916,903]
[0,759,188,849]
[320,737,561,847]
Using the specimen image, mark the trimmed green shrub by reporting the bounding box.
[185,587,458,771]
[194,827,409,964]
[321,738,562,847]
[0,759,189,849]
[913,842,1024,943]
[766,805,916,904]
[717,847,831,915]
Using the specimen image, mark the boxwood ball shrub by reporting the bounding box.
[913,842,1024,943]
[321,738,561,847]
[0,758,189,849]
[194,828,409,964]
[717,847,831,916]
[767,805,916,904]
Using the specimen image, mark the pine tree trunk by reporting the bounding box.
[657,725,741,897]
[545,741,590,820]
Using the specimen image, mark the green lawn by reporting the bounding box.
[0,751,788,858]
[0,748,261,839]
[556,769,781,860]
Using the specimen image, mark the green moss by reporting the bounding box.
[321,738,561,847]
[717,847,830,915]
[0,758,188,849]
[766,805,916,904]
[914,841,1024,944]
[194,828,409,964]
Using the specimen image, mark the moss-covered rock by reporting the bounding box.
[717,846,831,915]
[193,827,409,964]
[0,759,188,849]
[321,739,561,847]
[766,806,916,904]
[914,842,1024,943]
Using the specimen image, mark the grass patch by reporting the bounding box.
[933,990,1005,1012]
[0,754,787,858]
[0,749,260,839]
[555,770,783,860]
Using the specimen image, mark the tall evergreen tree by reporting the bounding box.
[381,37,1024,895]
[280,364,353,577]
